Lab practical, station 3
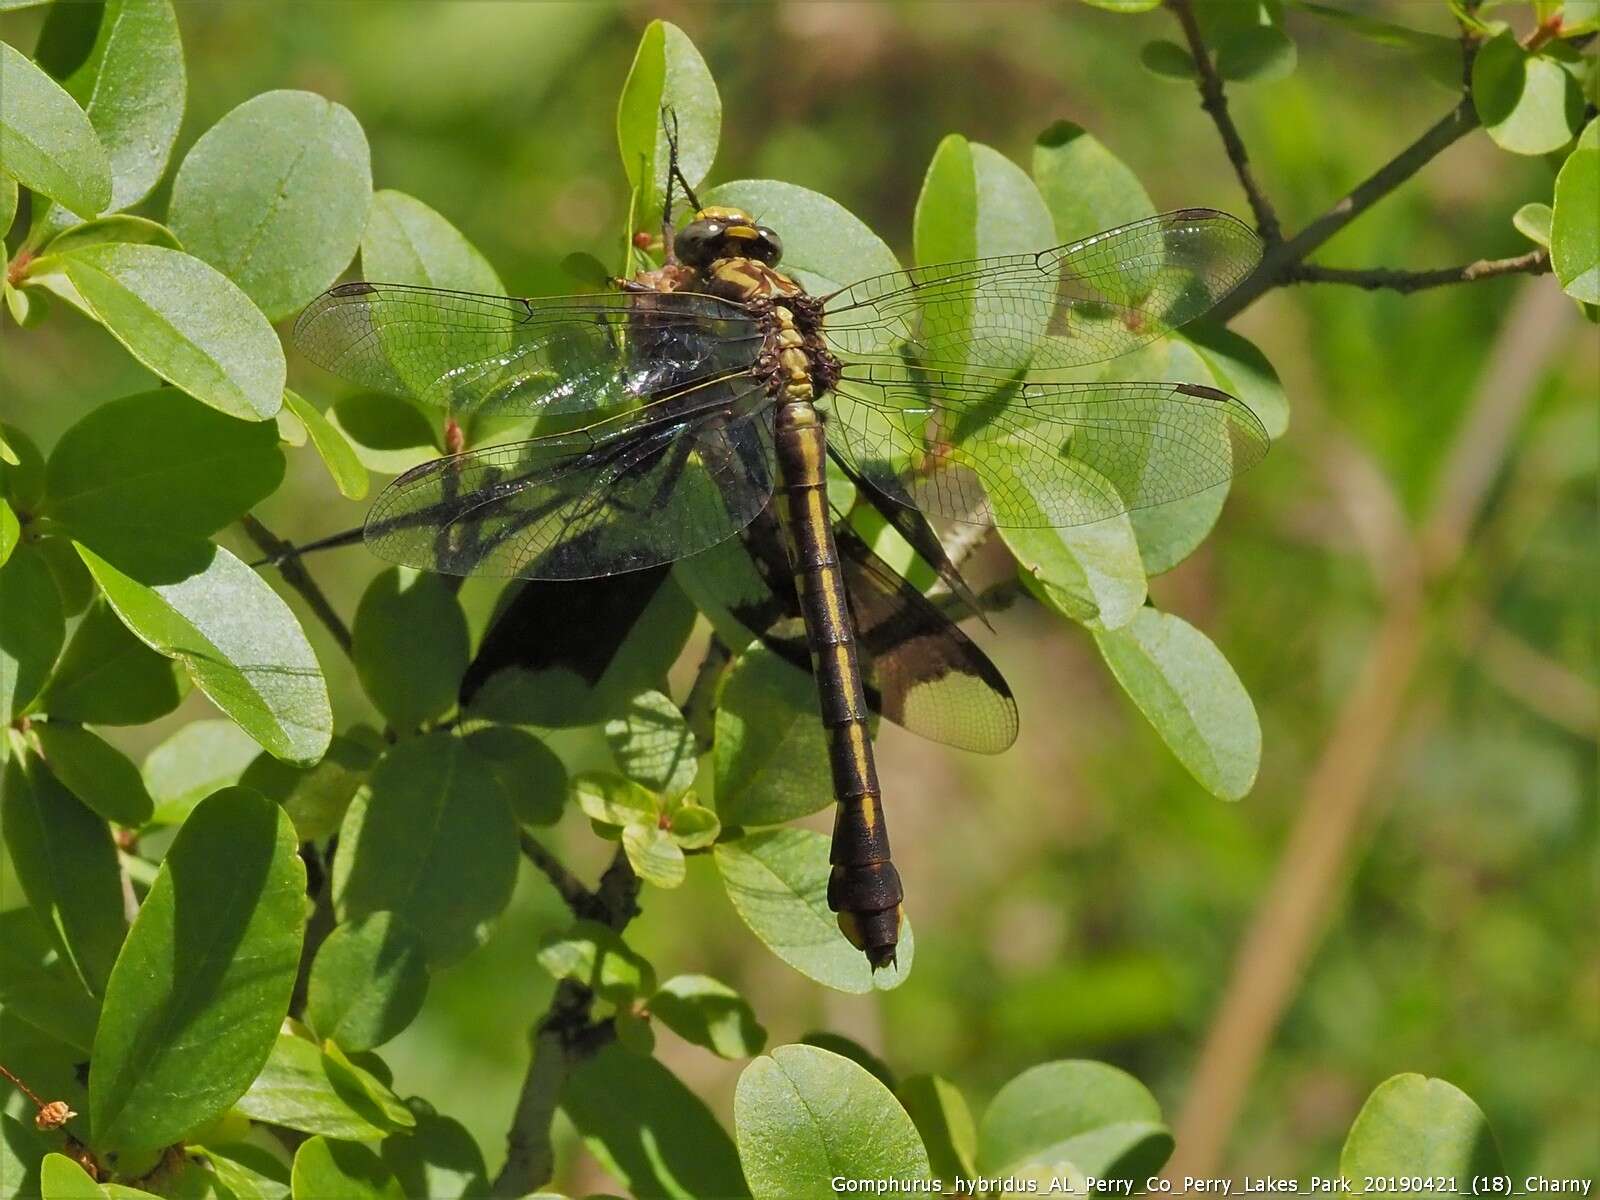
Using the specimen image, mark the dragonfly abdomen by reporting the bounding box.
[773,395,904,970]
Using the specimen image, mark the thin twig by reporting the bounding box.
[241,515,354,655]
[1284,249,1551,294]
[683,633,734,754]
[1166,278,1578,1179]
[493,848,640,1197]
[1212,98,1482,321]
[519,831,600,918]
[1166,0,1282,243]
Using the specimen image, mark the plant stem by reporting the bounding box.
[492,848,639,1197]
[519,830,602,919]
[241,515,354,655]
[1284,248,1551,293]
[1165,0,1283,244]
[1212,98,1483,321]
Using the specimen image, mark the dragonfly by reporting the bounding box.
[293,147,1268,969]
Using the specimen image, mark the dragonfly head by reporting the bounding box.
[675,205,783,269]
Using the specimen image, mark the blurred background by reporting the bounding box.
[2,0,1594,1188]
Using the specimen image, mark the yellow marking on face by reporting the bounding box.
[723,224,758,240]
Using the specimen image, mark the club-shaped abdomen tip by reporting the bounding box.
[837,906,903,971]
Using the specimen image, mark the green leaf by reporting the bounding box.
[1076,0,1161,11]
[1339,1075,1503,1184]
[0,41,111,217]
[333,732,518,964]
[77,538,332,765]
[238,731,378,841]
[0,907,100,1052]
[379,1107,489,1200]
[622,822,686,889]
[236,1033,413,1140]
[1285,2,1459,89]
[0,172,16,237]
[605,689,697,796]
[667,799,719,849]
[1003,515,1147,631]
[352,567,468,730]
[54,243,285,420]
[797,1032,895,1090]
[37,215,181,255]
[563,1043,748,1200]
[43,388,284,546]
[1,1111,53,1200]
[715,829,913,993]
[168,90,372,321]
[1215,25,1298,82]
[1139,40,1197,80]
[142,718,262,824]
[975,1060,1172,1180]
[713,646,832,826]
[32,721,154,826]
[462,724,565,827]
[38,0,185,212]
[36,537,95,618]
[39,1153,104,1200]
[897,1075,977,1180]
[89,787,304,1155]
[1473,32,1586,155]
[1,545,64,729]
[735,1044,932,1196]
[34,598,186,726]
[536,919,656,1005]
[326,393,442,477]
[0,423,45,510]
[1,750,124,996]
[914,133,978,269]
[1552,118,1599,301]
[1184,321,1289,439]
[617,20,720,235]
[361,189,503,293]
[1032,121,1156,245]
[282,389,368,501]
[573,770,661,827]
[291,1137,404,1200]
[703,180,900,299]
[1093,607,1260,800]
[306,913,429,1052]
[1512,200,1554,248]
[650,974,766,1059]
[196,1143,291,1200]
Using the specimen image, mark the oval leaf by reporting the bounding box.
[238,731,378,842]
[703,180,899,299]
[32,721,154,826]
[462,724,566,827]
[1033,120,1156,245]
[43,388,284,546]
[360,189,502,293]
[38,214,181,255]
[89,787,305,1154]
[380,1108,489,1200]
[291,1137,405,1200]
[352,567,468,731]
[1552,119,1599,302]
[975,1060,1172,1180]
[713,646,832,826]
[326,393,442,477]
[605,688,697,796]
[617,20,720,234]
[735,1044,932,1196]
[333,732,518,964]
[168,89,372,320]
[1004,515,1147,631]
[305,912,429,1052]
[1340,1074,1504,1183]
[536,920,656,1005]
[650,974,766,1059]
[141,718,262,824]
[1215,25,1298,83]
[34,597,187,726]
[897,1075,977,1181]
[77,538,332,765]
[1093,607,1260,800]
[57,243,285,420]
[0,41,111,216]
[1,749,125,996]
[622,822,686,889]
[714,828,913,993]
[41,0,186,211]
[1472,33,1586,155]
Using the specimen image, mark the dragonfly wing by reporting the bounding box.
[364,388,775,580]
[822,209,1261,374]
[829,367,1269,528]
[295,282,763,417]
[725,507,1016,753]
